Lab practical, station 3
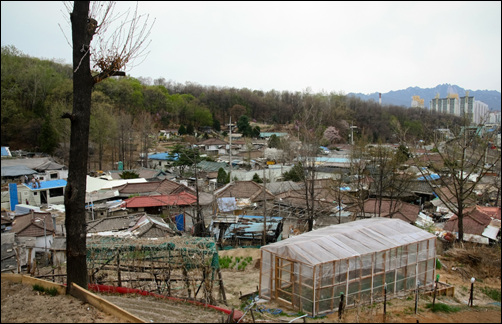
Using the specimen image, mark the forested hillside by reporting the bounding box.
[1,45,462,160]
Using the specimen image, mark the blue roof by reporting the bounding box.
[260,132,288,137]
[26,179,67,190]
[148,152,179,161]
[315,157,353,163]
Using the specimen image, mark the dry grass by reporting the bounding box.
[441,242,501,280]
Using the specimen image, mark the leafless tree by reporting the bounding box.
[294,91,328,231]
[349,131,371,220]
[62,1,153,294]
[410,116,500,242]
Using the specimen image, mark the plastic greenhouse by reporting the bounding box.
[259,218,436,316]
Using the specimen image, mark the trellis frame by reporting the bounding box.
[86,236,226,305]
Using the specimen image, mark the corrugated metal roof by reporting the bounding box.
[1,165,37,177]
[1,157,64,170]
[124,192,197,208]
[197,160,229,172]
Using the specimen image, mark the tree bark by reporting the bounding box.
[65,1,93,294]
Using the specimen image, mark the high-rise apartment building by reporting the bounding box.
[429,91,489,125]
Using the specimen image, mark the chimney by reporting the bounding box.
[379,93,382,105]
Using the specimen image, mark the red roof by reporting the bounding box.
[444,206,501,235]
[124,192,197,208]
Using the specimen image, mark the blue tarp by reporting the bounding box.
[1,147,12,157]
[9,183,18,211]
[417,174,440,181]
[175,214,184,231]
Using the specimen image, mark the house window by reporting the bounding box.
[50,173,58,179]
[49,187,64,198]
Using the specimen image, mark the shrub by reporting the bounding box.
[219,255,233,269]
[481,287,501,302]
[32,284,58,296]
[425,302,461,313]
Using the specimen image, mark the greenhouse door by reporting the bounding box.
[275,257,293,307]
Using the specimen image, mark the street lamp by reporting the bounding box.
[469,277,475,306]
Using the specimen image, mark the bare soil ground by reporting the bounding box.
[1,245,500,323]
[1,278,125,323]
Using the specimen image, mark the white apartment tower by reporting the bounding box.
[429,91,490,125]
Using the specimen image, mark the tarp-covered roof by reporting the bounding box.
[1,165,37,177]
[261,218,435,266]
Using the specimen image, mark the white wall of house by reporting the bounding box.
[148,159,169,170]
[40,170,68,181]
[20,236,54,265]
[16,185,65,207]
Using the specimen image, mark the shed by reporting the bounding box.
[210,215,284,247]
[259,218,436,316]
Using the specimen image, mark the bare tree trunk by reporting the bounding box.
[65,0,93,294]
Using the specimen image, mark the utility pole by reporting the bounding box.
[262,167,267,246]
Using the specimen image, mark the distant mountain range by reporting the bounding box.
[348,84,501,111]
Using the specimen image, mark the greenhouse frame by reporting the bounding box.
[259,218,436,316]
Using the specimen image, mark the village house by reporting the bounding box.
[197,138,228,156]
[15,179,67,207]
[121,192,197,231]
[215,180,275,215]
[1,156,67,182]
[345,198,420,224]
[443,205,501,244]
[9,211,56,266]
[147,152,179,170]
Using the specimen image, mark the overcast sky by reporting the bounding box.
[2,1,501,94]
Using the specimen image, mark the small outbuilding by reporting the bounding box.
[259,218,436,316]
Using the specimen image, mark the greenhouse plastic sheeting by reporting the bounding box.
[261,218,433,266]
